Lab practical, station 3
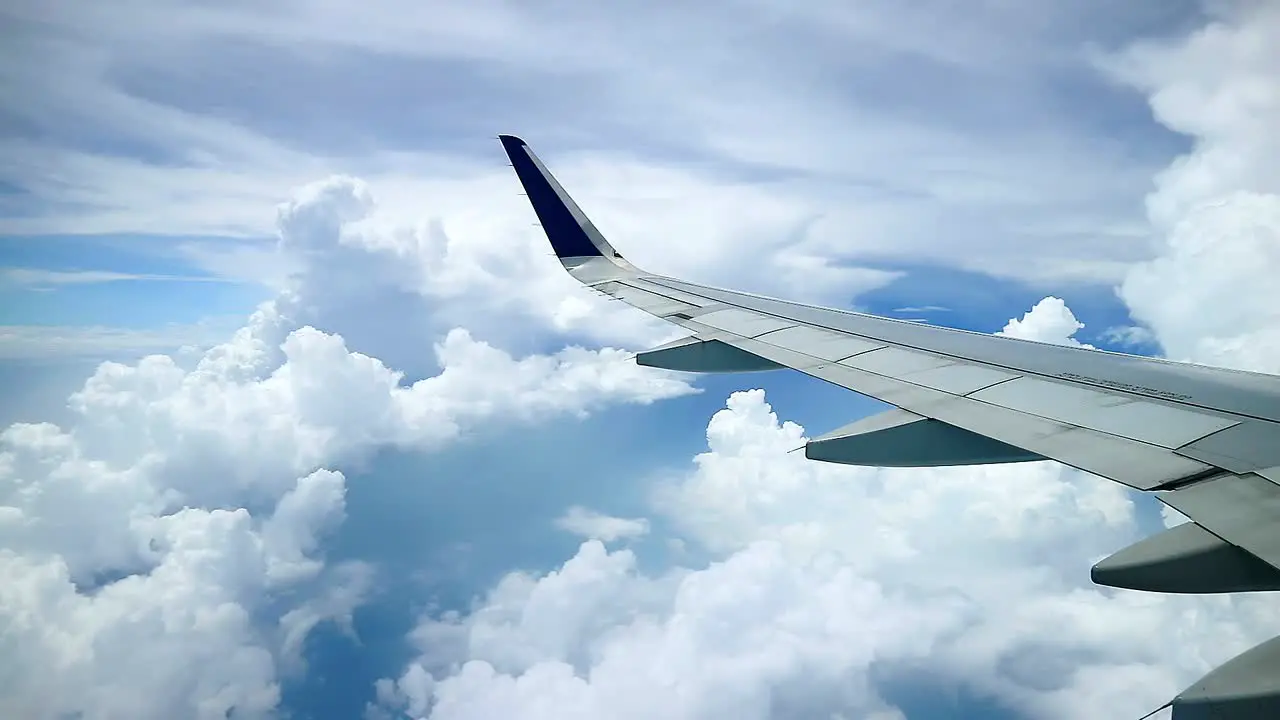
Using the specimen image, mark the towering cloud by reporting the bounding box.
[0,177,695,720]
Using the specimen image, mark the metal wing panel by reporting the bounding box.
[693,308,797,337]
[627,278,723,307]
[643,276,1280,424]
[969,377,1241,449]
[602,284,701,317]
[802,360,962,411]
[840,346,956,375]
[1175,423,1280,475]
[751,325,887,362]
[584,272,1242,492]
[798,358,1216,491]
[896,363,1018,395]
[732,336,833,373]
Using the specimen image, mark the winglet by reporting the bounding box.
[498,134,610,260]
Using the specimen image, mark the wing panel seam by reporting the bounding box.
[961,375,1021,396]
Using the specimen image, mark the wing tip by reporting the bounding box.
[497,133,527,149]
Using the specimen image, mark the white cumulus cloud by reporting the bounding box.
[996,296,1094,348]
[0,468,348,720]
[0,174,697,720]
[375,389,1280,720]
[1107,1,1280,372]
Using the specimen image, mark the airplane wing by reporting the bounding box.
[499,134,1280,718]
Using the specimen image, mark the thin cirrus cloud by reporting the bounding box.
[4,0,1189,288]
[0,267,237,287]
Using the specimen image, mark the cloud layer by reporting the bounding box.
[0,178,695,720]
[376,387,1280,720]
[5,0,1175,287]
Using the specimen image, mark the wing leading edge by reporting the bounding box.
[499,134,1280,718]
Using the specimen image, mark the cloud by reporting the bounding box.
[375,388,1280,720]
[0,468,347,720]
[259,173,681,356]
[8,4,1280,719]
[0,322,239,360]
[1105,1,1280,372]
[891,305,951,313]
[1099,324,1157,349]
[278,560,376,675]
[4,0,1173,286]
[0,173,697,719]
[554,507,650,543]
[996,296,1095,348]
[0,267,236,287]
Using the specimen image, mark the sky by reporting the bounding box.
[3,1,1280,719]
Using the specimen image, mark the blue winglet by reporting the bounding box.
[499,135,606,260]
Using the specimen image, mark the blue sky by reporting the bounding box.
[4,2,1280,720]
